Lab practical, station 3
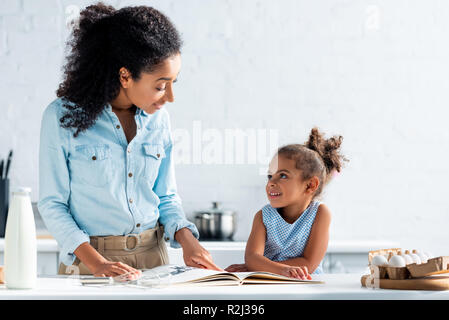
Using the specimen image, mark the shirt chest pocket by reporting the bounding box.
[142,143,166,183]
[71,144,113,187]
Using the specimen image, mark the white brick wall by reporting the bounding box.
[1,0,448,256]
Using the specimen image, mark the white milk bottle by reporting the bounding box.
[4,187,37,289]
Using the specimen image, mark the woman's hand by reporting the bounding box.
[225,263,248,272]
[74,242,141,279]
[175,228,222,271]
[279,265,312,280]
[92,261,142,280]
[182,240,223,271]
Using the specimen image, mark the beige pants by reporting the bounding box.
[58,224,169,275]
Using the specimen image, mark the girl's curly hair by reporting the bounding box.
[277,127,349,199]
[57,2,182,137]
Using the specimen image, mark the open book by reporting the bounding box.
[129,264,325,287]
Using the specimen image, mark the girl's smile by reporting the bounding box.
[268,191,282,198]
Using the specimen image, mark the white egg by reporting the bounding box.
[388,254,406,267]
[409,253,421,264]
[371,254,389,266]
[400,253,414,265]
[418,254,428,263]
[424,252,434,259]
[413,250,428,264]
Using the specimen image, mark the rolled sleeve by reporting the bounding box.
[154,139,199,248]
[37,101,90,266]
[60,229,90,266]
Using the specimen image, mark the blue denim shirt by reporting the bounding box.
[38,97,199,266]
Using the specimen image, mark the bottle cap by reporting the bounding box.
[12,187,31,195]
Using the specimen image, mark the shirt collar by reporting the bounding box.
[105,103,148,117]
[138,108,149,117]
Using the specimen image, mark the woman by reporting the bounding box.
[38,2,221,277]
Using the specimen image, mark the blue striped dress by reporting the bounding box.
[262,200,324,274]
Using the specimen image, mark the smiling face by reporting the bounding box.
[266,154,316,208]
[117,53,181,114]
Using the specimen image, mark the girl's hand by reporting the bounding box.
[92,261,142,280]
[280,265,312,280]
[225,263,248,272]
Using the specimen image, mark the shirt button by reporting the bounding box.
[116,125,120,129]
[127,148,131,153]
[129,198,133,203]
[157,154,160,158]
[128,172,133,178]
[92,156,97,161]
[136,223,141,228]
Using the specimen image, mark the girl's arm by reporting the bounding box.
[279,204,331,273]
[244,211,310,279]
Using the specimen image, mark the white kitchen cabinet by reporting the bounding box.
[167,242,246,268]
[0,239,59,275]
[323,253,367,273]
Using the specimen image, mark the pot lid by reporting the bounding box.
[195,202,235,216]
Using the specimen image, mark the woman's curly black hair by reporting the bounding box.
[57,2,182,137]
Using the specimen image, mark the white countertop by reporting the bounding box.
[0,238,401,254]
[0,273,447,300]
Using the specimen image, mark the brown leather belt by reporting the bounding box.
[89,224,164,252]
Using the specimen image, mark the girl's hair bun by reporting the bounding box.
[305,127,347,175]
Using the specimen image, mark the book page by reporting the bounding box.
[134,265,324,287]
[138,265,239,286]
[232,271,324,283]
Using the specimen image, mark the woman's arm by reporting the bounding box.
[38,102,91,266]
[74,242,140,277]
[154,112,200,246]
[175,227,222,270]
[153,141,200,245]
[154,111,221,270]
[278,204,331,273]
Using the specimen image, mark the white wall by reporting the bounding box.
[1,0,448,255]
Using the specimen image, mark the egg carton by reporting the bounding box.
[368,248,408,280]
[368,248,402,263]
[368,248,449,280]
[367,265,411,280]
[407,256,449,278]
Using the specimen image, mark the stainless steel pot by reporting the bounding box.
[194,202,237,240]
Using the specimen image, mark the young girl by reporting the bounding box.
[225,127,347,279]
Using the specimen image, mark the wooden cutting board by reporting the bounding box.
[361,274,449,291]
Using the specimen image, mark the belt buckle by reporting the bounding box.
[124,234,141,251]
